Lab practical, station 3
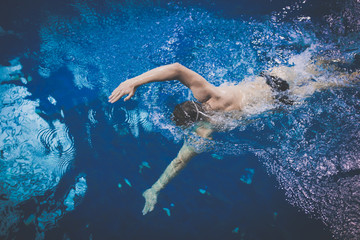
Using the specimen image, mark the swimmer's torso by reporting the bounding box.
[204,76,273,113]
[203,63,327,114]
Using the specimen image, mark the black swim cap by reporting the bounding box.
[172,101,209,127]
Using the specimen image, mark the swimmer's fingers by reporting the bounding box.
[142,200,155,215]
[109,87,129,103]
[123,90,135,101]
[142,203,152,215]
[108,87,121,102]
[109,81,137,103]
[108,89,124,103]
[142,188,157,215]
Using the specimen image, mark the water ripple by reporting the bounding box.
[37,125,74,155]
[37,123,75,176]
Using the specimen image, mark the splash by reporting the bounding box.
[38,0,318,140]
[256,86,360,239]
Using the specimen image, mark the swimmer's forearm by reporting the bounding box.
[151,157,182,193]
[141,151,193,215]
[151,144,197,192]
[109,63,184,103]
[131,63,183,87]
[109,62,212,103]
[142,139,208,215]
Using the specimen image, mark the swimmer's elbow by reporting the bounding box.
[172,62,183,69]
[171,62,183,76]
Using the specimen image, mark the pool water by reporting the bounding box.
[1,0,360,239]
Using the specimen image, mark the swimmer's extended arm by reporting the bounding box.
[108,63,216,103]
[142,143,197,215]
[142,125,213,215]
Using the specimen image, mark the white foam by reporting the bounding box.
[68,64,94,89]
[47,95,57,105]
[63,175,87,212]
[88,109,98,124]
[64,189,76,211]
[0,61,22,82]
[0,84,74,206]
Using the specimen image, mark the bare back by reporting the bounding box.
[203,77,273,114]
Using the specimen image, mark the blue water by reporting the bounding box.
[1,0,360,239]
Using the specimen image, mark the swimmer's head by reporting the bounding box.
[172,101,210,127]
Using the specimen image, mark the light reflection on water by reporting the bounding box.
[0,64,76,237]
[0,83,74,203]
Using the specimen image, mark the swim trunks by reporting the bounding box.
[260,71,294,105]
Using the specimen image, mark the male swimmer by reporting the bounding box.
[108,58,360,215]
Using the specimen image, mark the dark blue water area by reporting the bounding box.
[2,0,359,239]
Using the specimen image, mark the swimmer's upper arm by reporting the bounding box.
[175,63,216,103]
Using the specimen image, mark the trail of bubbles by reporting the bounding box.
[256,86,360,240]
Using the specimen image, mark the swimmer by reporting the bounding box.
[109,58,360,215]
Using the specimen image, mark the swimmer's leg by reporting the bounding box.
[291,72,360,100]
[292,62,360,99]
[312,70,360,90]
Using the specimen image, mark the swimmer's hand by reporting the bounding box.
[142,188,158,215]
[108,79,137,103]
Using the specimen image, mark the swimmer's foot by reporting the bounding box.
[142,188,158,215]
